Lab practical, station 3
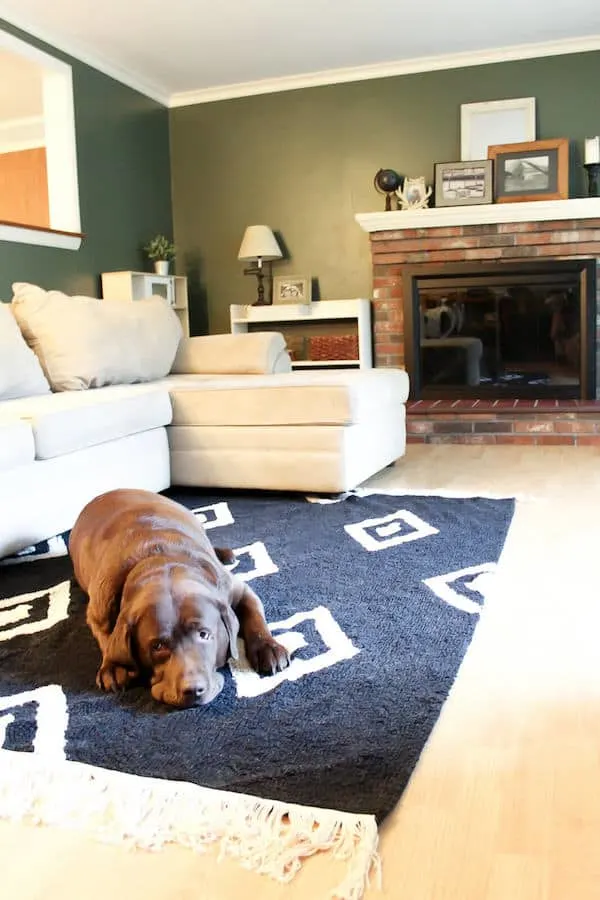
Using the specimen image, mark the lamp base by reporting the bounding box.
[254,267,267,305]
[585,163,600,198]
[243,263,271,305]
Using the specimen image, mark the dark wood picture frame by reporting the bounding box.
[488,138,569,203]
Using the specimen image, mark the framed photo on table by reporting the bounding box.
[434,159,493,207]
[272,275,312,305]
[488,138,569,202]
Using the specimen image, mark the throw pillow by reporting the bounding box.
[11,282,183,391]
[0,301,51,400]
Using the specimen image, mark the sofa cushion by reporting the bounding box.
[1,385,172,459]
[162,368,410,427]
[11,282,182,392]
[0,419,36,469]
[171,332,291,375]
[0,302,50,400]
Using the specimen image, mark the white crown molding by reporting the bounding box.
[0,139,44,152]
[169,34,600,107]
[0,114,43,131]
[0,9,598,109]
[0,7,170,106]
[0,114,44,153]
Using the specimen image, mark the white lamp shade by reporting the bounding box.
[238,225,282,262]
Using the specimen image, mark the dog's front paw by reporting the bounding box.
[96,662,135,693]
[246,634,290,676]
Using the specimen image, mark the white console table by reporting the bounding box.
[229,299,373,369]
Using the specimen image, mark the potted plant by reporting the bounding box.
[144,234,176,275]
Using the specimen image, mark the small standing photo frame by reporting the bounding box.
[434,160,493,207]
[488,138,569,203]
[272,275,312,305]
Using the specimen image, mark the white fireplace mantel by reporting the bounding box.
[355,197,600,233]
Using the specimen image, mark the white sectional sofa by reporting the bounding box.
[0,283,409,558]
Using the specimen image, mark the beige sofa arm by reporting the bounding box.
[171,331,292,376]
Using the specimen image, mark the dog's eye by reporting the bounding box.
[197,628,212,642]
[150,638,170,655]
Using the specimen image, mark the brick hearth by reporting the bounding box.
[407,399,600,446]
[362,209,600,445]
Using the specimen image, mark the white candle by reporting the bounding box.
[585,136,600,164]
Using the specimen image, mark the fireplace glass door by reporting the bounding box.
[406,260,595,399]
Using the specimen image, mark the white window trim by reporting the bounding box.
[0,29,82,251]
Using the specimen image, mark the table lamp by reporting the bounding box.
[238,225,282,305]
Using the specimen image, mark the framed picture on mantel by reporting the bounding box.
[460,97,536,161]
[434,159,493,207]
[488,138,569,203]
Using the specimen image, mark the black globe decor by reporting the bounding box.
[374,168,401,211]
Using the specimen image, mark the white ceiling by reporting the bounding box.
[0,0,599,106]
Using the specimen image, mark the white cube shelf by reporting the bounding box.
[101,270,190,337]
[230,299,373,369]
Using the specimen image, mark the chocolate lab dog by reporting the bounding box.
[69,488,289,707]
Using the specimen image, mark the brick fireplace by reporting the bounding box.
[356,200,600,444]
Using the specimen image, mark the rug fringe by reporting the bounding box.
[0,750,380,899]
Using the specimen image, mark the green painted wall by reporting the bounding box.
[170,50,600,335]
[0,19,172,301]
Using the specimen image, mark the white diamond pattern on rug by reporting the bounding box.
[345,509,439,551]
[305,492,354,504]
[191,501,234,530]
[0,684,69,758]
[228,541,278,582]
[229,606,360,698]
[0,581,71,643]
[423,563,498,615]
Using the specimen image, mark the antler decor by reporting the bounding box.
[396,176,432,210]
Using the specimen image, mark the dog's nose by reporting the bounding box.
[181,685,205,706]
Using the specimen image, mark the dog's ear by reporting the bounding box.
[219,602,239,660]
[103,610,139,674]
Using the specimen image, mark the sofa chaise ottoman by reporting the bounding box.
[166,367,408,493]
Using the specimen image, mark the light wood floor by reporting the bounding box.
[3,445,600,900]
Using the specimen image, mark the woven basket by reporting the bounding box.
[308,334,359,362]
[285,334,307,361]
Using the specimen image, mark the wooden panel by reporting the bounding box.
[0,147,49,228]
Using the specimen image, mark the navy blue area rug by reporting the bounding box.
[0,490,514,823]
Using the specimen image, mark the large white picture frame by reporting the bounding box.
[460,97,536,162]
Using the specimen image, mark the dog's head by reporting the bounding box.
[103,558,239,707]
